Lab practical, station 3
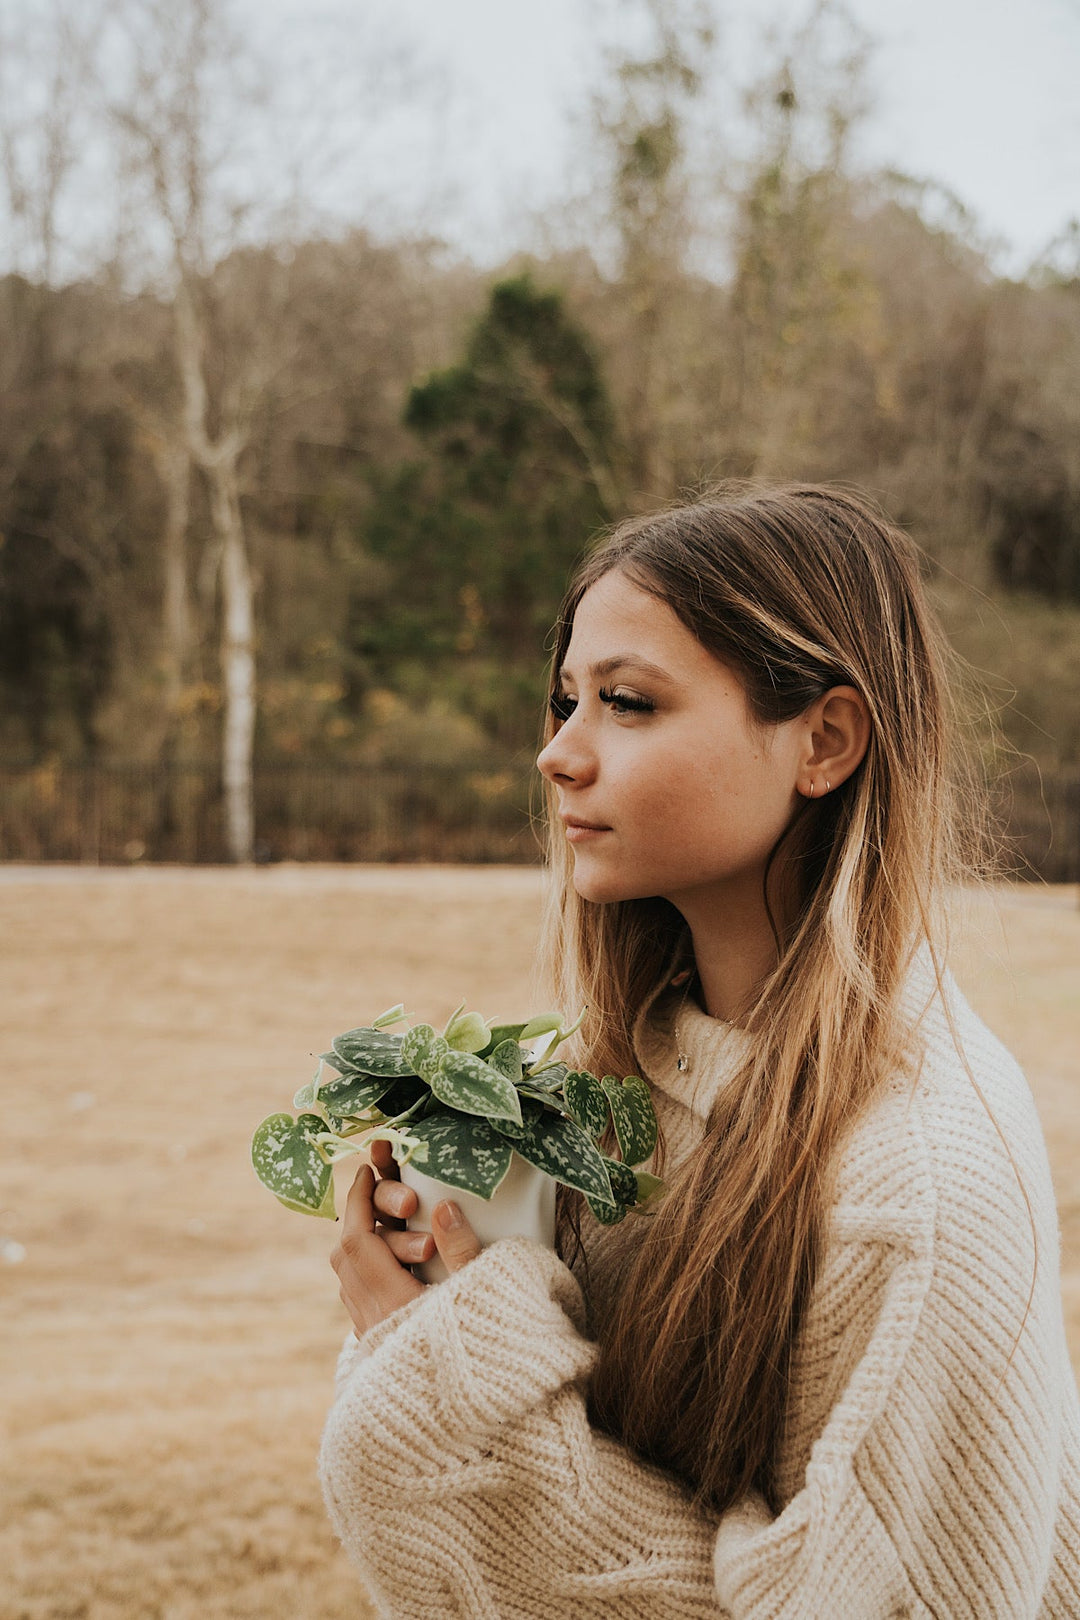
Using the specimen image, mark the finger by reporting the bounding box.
[369,1138,400,1179]
[380,1226,436,1265]
[336,1170,419,1317]
[432,1198,483,1274]
[344,1162,378,1236]
[373,1176,417,1229]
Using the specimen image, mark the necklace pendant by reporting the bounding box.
[677,1053,689,1073]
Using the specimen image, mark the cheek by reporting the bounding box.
[633,740,790,854]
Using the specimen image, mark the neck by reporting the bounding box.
[670,870,788,1026]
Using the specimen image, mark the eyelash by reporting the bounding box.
[548,686,655,722]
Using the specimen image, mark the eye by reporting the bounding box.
[598,685,654,716]
[549,687,655,723]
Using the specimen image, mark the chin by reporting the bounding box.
[570,867,649,906]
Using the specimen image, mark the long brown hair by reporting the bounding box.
[534,483,997,1517]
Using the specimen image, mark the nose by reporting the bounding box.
[536,713,596,786]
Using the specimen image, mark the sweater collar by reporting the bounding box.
[630,971,755,1121]
[629,940,949,1122]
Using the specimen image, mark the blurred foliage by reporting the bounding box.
[1,4,1079,776]
[345,275,616,752]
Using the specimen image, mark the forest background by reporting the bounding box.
[2,0,1079,869]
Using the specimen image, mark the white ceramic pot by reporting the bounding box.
[399,1149,557,1285]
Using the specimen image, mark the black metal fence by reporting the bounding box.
[0,760,543,865]
[0,758,1078,879]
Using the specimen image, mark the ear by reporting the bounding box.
[797,685,870,799]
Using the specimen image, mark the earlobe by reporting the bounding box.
[801,686,870,796]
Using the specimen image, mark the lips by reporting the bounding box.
[561,816,611,831]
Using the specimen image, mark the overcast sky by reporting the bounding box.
[3,0,1077,280]
[272,0,1080,277]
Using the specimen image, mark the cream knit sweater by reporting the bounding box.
[319,960,1080,1617]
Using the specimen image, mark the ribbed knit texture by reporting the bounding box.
[319,957,1080,1618]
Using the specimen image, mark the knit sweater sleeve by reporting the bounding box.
[318,1235,727,1619]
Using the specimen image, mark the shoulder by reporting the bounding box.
[833,963,1053,1216]
[826,959,1061,1336]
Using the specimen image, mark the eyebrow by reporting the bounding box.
[556,654,677,686]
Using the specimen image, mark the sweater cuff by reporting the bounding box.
[332,1285,433,1393]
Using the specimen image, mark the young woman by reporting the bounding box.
[321,485,1080,1617]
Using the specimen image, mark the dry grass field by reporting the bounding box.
[1,866,1077,1620]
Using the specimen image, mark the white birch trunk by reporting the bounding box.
[155,441,192,727]
[210,460,256,865]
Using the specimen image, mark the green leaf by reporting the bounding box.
[519,1012,562,1040]
[480,1021,529,1055]
[584,1156,653,1226]
[486,1037,524,1084]
[585,1191,628,1226]
[372,1003,407,1029]
[402,1112,514,1200]
[489,1094,546,1142]
[318,1050,351,1073]
[401,1024,450,1081]
[510,1110,614,1203]
[320,1071,401,1121]
[602,1156,640,1206]
[444,1008,491,1054]
[293,1081,316,1110]
[634,1170,667,1208]
[563,1069,610,1140]
[251,1112,333,1217]
[276,1167,337,1221]
[600,1074,658,1167]
[429,1050,523,1125]
[331,1028,415,1077]
[524,1061,568,1094]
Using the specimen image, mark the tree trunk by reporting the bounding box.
[159,442,192,726]
[210,459,255,865]
[152,439,193,853]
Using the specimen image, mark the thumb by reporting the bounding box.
[432,1198,483,1273]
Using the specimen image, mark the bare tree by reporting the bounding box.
[590,0,716,497]
[106,0,420,861]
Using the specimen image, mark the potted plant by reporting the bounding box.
[251,1002,666,1283]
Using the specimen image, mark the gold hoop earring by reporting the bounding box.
[807,781,815,799]
[825,779,832,794]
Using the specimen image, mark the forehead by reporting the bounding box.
[560,570,716,683]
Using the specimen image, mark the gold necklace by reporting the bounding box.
[672,965,733,1072]
[671,968,697,1073]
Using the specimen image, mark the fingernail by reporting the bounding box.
[437,1201,463,1230]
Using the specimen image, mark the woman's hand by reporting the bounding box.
[330,1137,482,1338]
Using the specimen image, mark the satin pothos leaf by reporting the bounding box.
[443,1009,491,1054]
[485,1038,524,1084]
[633,1170,667,1208]
[428,1050,523,1125]
[402,1112,514,1200]
[584,1155,639,1226]
[319,1071,400,1121]
[563,1069,609,1140]
[331,1027,414,1078]
[480,1022,529,1056]
[525,1061,568,1094]
[400,1024,450,1082]
[600,1074,657,1167]
[585,1191,628,1226]
[251,1112,334,1218]
[508,1110,614,1203]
